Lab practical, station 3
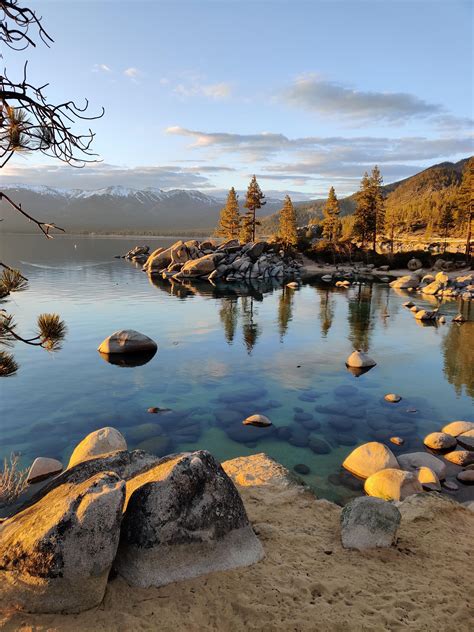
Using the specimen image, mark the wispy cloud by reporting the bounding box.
[92,63,112,73]
[173,80,232,100]
[281,74,443,123]
[123,67,142,81]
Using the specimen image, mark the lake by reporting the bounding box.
[1,234,473,505]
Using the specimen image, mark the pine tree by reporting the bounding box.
[353,172,372,247]
[241,175,266,242]
[369,165,385,253]
[321,186,342,242]
[215,187,240,239]
[457,157,474,261]
[278,194,298,248]
[439,201,455,254]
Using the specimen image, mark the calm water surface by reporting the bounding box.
[1,234,473,504]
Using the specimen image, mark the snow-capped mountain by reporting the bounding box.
[0,184,272,233]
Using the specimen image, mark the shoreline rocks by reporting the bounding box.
[342,442,399,479]
[340,496,401,550]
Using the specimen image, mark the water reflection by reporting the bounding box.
[442,322,474,398]
[277,287,294,341]
[316,287,335,337]
[347,284,374,352]
[98,349,157,367]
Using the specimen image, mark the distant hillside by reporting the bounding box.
[0,157,471,235]
[258,157,471,235]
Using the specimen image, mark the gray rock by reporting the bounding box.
[27,457,63,484]
[457,429,474,450]
[115,450,264,588]
[0,472,125,614]
[97,330,157,355]
[397,452,446,480]
[68,427,127,468]
[340,496,401,550]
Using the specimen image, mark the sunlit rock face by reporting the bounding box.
[68,427,127,468]
[342,442,399,479]
[115,450,264,588]
[222,453,297,488]
[364,468,423,501]
[0,472,125,614]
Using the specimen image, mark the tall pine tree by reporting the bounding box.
[215,187,240,239]
[321,186,342,242]
[241,175,266,242]
[439,201,455,254]
[457,157,473,260]
[278,194,298,248]
[353,166,384,252]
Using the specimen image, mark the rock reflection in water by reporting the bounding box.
[98,349,157,367]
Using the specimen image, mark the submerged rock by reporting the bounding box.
[423,432,457,451]
[342,442,399,479]
[0,472,125,614]
[364,468,423,501]
[293,463,310,475]
[97,330,157,355]
[397,452,446,480]
[242,414,272,427]
[68,427,127,468]
[115,451,264,588]
[340,496,401,550]
[442,421,474,437]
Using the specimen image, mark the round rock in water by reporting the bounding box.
[364,468,423,501]
[416,466,441,491]
[457,430,474,450]
[345,350,377,369]
[390,436,404,446]
[441,421,474,437]
[293,463,310,475]
[342,442,399,479]
[443,450,474,466]
[443,480,459,491]
[384,393,402,403]
[242,414,272,428]
[340,496,401,550]
[423,432,457,451]
[97,330,157,354]
[457,470,474,484]
[397,452,446,480]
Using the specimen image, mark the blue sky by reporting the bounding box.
[3,0,473,198]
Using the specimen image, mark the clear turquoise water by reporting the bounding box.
[1,234,473,504]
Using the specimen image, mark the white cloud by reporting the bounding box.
[124,67,141,80]
[92,63,112,73]
[281,74,444,123]
[173,80,232,100]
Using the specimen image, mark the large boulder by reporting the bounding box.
[68,427,127,468]
[246,241,267,261]
[407,258,423,271]
[423,432,457,451]
[364,468,423,501]
[180,254,216,277]
[342,442,399,479]
[0,472,125,614]
[144,246,173,272]
[340,496,401,550]
[114,451,264,588]
[390,274,420,289]
[97,329,157,354]
[421,281,442,295]
[397,452,447,480]
[345,351,376,369]
[442,421,474,437]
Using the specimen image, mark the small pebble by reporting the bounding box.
[385,393,402,403]
[406,407,418,413]
[390,436,404,446]
[148,407,159,414]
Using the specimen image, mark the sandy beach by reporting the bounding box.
[2,469,472,632]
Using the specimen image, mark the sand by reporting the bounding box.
[1,464,472,632]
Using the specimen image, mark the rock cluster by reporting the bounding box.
[342,418,474,501]
[123,245,150,264]
[393,271,473,301]
[141,239,303,284]
[0,428,263,613]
